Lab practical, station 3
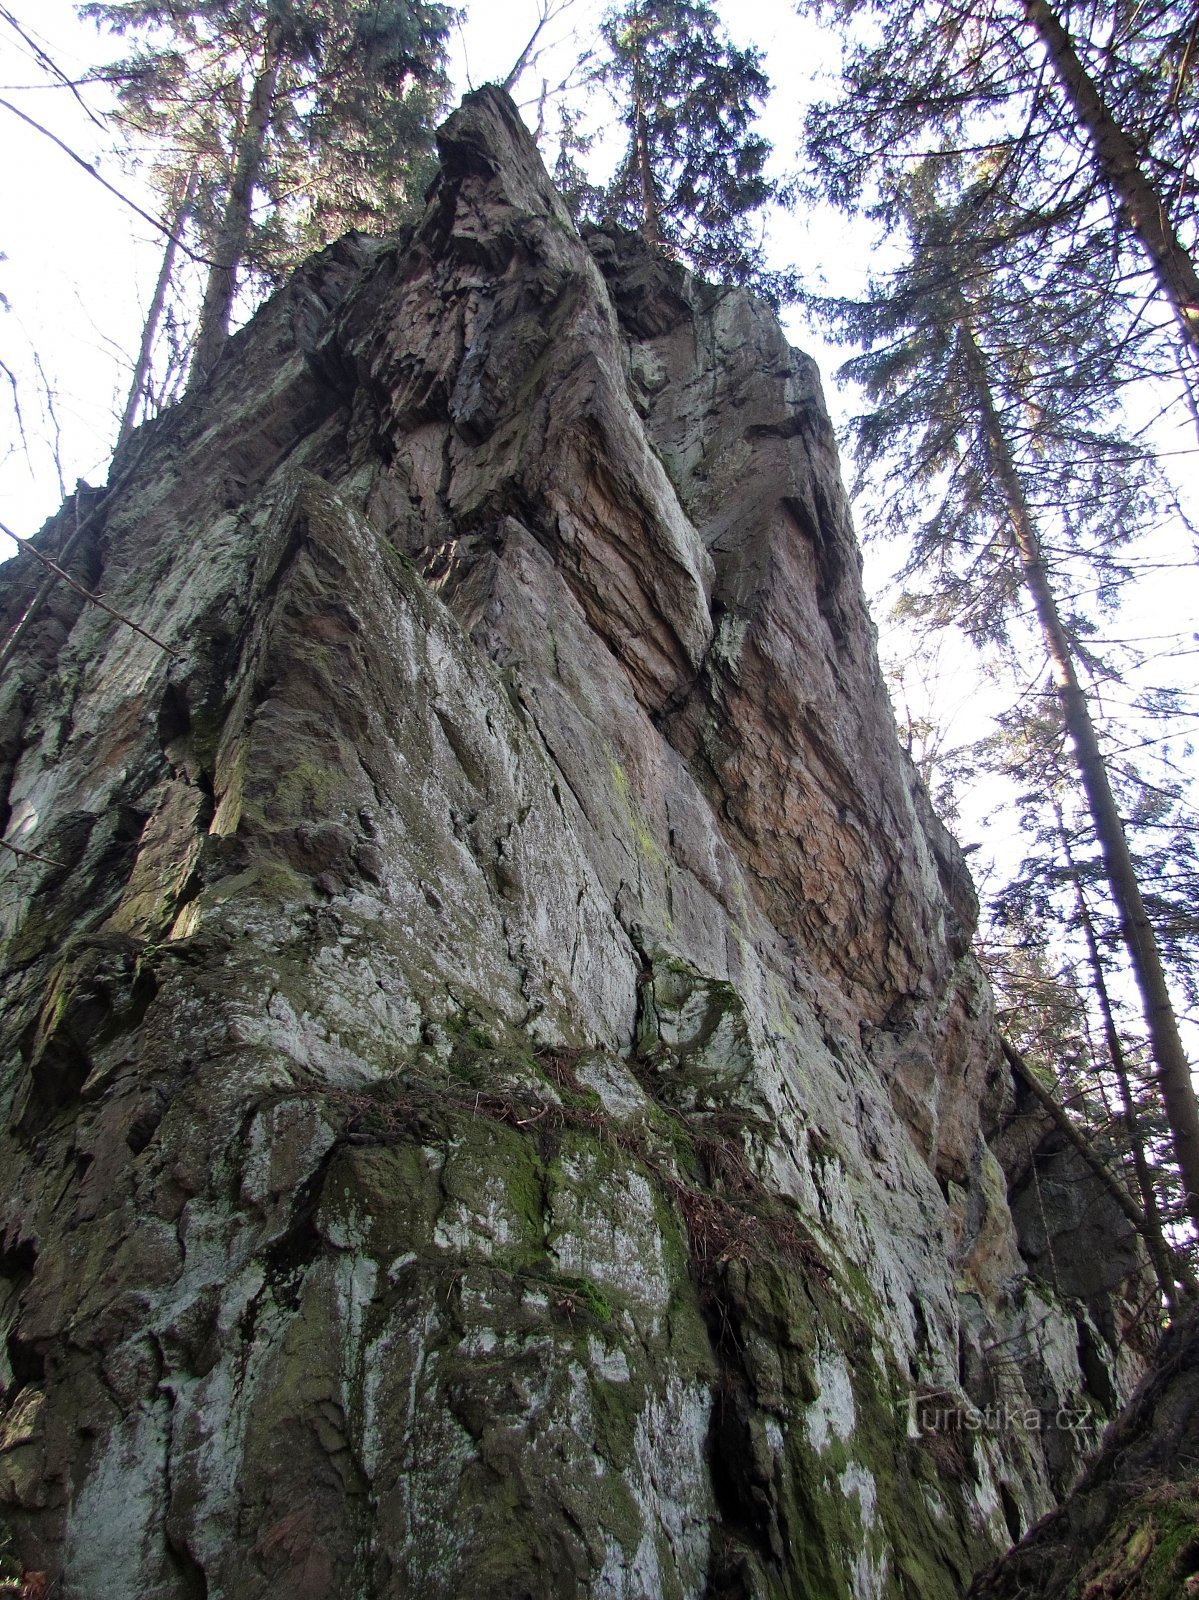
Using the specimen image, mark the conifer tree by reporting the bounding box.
[979,707,1197,1295]
[800,0,1199,389]
[1022,0,1199,353]
[828,169,1199,1234]
[798,0,1199,1240]
[84,0,452,398]
[591,0,790,293]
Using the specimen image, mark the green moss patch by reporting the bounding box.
[1067,1483,1199,1600]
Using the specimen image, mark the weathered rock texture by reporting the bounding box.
[969,1305,1199,1600]
[0,89,1155,1599]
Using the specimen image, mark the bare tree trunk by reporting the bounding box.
[958,315,1199,1236]
[1056,811,1187,1304]
[629,17,660,249]
[1023,0,1199,351]
[635,102,660,247]
[188,42,279,392]
[117,167,200,448]
[501,1,550,92]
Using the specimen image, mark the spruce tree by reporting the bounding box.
[1022,0,1199,353]
[800,0,1199,394]
[981,708,1197,1296]
[84,0,452,398]
[826,169,1199,1235]
[591,0,790,293]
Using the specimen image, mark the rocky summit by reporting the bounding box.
[0,88,1156,1599]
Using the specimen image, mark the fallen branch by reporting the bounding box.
[0,836,66,869]
[0,517,179,658]
[1002,1036,1197,1300]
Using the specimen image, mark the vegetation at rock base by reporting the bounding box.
[1066,1484,1199,1600]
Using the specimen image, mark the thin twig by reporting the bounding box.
[1003,1036,1197,1297]
[0,5,108,129]
[0,836,65,869]
[31,349,66,500]
[0,352,29,462]
[0,427,159,677]
[0,96,212,263]
[0,516,179,657]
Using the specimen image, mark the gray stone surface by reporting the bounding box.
[0,87,1154,1600]
[969,1304,1199,1600]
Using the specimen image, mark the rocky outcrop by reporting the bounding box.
[0,88,1154,1599]
[969,1305,1199,1600]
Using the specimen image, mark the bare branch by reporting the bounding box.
[0,352,30,465]
[0,4,109,129]
[500,0,584,95]
[0,514,180,659]
[0,96,212,263]
[31,349,66,501]
[0,835,67,869]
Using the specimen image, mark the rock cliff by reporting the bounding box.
[0,88,1154,1599]
[969,1304,1199,1600]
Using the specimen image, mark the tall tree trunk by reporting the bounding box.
[500,2,549,93]
[635,100,660,247]
[1023,0,1199,352]
[188,42,279,392]
[958,314,1199,1235]
[629,17,660,249]
[1056,811,1188,1303]
[117,167,200,448]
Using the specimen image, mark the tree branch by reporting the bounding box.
[0,95,211,262]
[1002,1036,1197,1298]
[0,515,179,659]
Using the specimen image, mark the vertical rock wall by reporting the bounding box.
[0,89,1152,1599]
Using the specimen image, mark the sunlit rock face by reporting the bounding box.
[0,87,1151,1600]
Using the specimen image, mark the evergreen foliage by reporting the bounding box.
[815,158,1199,1235]
[829,166,1162,646]
[83,0,453,396]
[978,709,1197,1290]
[797,0,1199,1245]
[582,0,793,296]
[800,0,1199,383]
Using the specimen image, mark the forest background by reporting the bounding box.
[2,0,1197,1290]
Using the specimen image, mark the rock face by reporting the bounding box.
[969,1305,1199,1600]
[0,89,1154,1599]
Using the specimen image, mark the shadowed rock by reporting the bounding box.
[969,1305,1199,1600]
